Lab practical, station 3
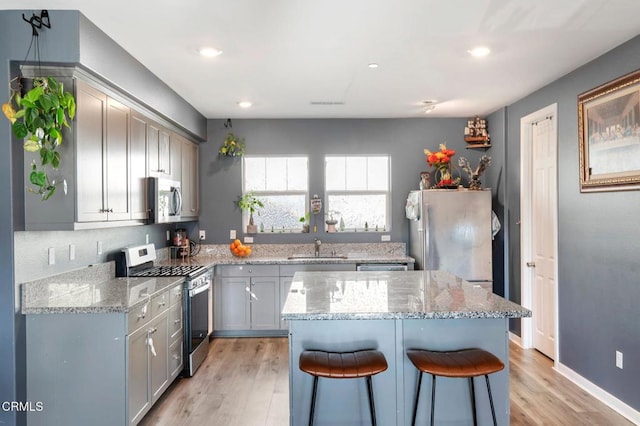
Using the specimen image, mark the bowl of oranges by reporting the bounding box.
[229,239,252,257]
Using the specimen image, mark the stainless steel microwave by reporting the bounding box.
[147,177,182,223]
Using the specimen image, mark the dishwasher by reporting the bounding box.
[356,264,408,271]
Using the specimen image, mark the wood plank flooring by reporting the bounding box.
[140,338,632,426]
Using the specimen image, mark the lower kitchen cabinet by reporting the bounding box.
[214,263,359,336]
[25,283,183,426]
[214,265,280,335]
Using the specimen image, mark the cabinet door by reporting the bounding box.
[169,134,182,182]
[130,112,148,220]
[149,313,169,403]
[105,97,131,220]
[250,277,280,330]
[75,81,107,222]
[181,139,199,218]
[279,277,293,330]
[217,277,251,330]
[127,328,150,425]
[158,128,171,176]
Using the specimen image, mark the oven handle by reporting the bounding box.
[189,282,210,297]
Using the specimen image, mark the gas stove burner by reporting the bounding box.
[133,264,205,278]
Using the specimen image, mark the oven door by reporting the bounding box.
[186,282,210,354]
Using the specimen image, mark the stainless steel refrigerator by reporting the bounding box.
[407,189,493,283]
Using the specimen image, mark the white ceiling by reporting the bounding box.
[4,0,640,119]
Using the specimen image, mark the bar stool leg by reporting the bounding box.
[365,376,377,426]
[485,374,498,426]
[469,377,478,426]
[309,376,318,426]
[430,375,436,426]
[411,371,423,426]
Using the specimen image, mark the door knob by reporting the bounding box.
[526,262,536,267]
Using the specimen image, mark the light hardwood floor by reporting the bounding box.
[140,338,632,426]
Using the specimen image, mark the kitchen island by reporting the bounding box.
[282,270,531,426]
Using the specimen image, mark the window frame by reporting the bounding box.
[241,155,309,233]
[324,155,391,232]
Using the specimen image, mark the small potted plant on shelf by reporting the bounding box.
[299,212,310,233]
[237,191,264,234]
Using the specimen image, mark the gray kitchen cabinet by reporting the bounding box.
[76,81,132,222]
[214,265,280,334]
[279,277,293,330]
[130,112,150,220]
[147,120,172,178]
[149,311,169,402]
[128,324,151,425]
[180,137,199,219]
[169,133,182,182]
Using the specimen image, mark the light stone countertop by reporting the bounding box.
[21,262,183,314]
[282,270,531,320]
[21,243,415,315]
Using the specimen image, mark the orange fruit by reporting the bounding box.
[233,239,241,246]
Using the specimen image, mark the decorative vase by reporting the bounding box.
[434,166,456,188]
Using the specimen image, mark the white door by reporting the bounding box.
[529,116,557,359]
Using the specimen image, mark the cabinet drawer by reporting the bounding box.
[169,338,183,379]
[279,263,356,276]
[128,299,152,333]
[151,290,170,317]
[169,284,183,306]
[216,264,279,277]
[169,303,183,341]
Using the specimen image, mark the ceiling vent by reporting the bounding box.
[310,101,345,105]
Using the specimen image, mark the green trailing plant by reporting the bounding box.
[2,76,76,200]
[219,132,245,157]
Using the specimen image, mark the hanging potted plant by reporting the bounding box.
[219,132,246,157]
[236,191,264,234]
[2,76,76,200]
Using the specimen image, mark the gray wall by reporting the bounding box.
[0,10,205,424]
[199,117,497,244]
[503,35,640,409]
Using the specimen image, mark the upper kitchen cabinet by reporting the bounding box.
[76,82,131,222]
[180,137,199,219]
[147,120,172,178]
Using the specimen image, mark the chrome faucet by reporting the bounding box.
[314,239,321,257]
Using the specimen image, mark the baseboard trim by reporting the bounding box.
[555,362,640,425]
[508,331,523,347]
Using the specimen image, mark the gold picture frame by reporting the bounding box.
[578,69,640,192]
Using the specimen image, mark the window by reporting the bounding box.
[243,156,308,232]
[325,156,390,232]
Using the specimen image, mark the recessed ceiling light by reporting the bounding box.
[422,100,438,105]
[198,47,223,58]
[368,63,379,69]
[238,101,252,109]
[468,46,490,58]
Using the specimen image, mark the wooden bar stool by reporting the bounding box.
[406,348,504,426]
[299,349,388,426]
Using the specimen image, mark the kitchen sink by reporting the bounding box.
[287,255,349,260]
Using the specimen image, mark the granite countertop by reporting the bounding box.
[281,270,532,320]
[21,243,414,315]
[21,263,183,314]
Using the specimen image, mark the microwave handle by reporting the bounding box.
[172,187,183,215]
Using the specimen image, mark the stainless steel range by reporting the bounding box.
[117,243,212,377]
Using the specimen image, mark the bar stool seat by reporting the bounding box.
[407,348,504,426]
[300,349,388,426]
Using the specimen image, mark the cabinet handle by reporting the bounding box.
[174,319,181,324]
[138,304,148,319]
[172,354,180,360]
[149,327,158,334]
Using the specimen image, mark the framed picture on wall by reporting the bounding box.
[578,69,640,192]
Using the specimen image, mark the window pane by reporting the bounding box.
[367,157,389,190]
[255,195,306,231]
[345,157,367,190]
[327,194,387,231]
[325,157,345,190]
[265,158,287,190]
[244,157,266,191]
[287,158,308,190]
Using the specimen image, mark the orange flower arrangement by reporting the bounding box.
[423,143,460,188]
